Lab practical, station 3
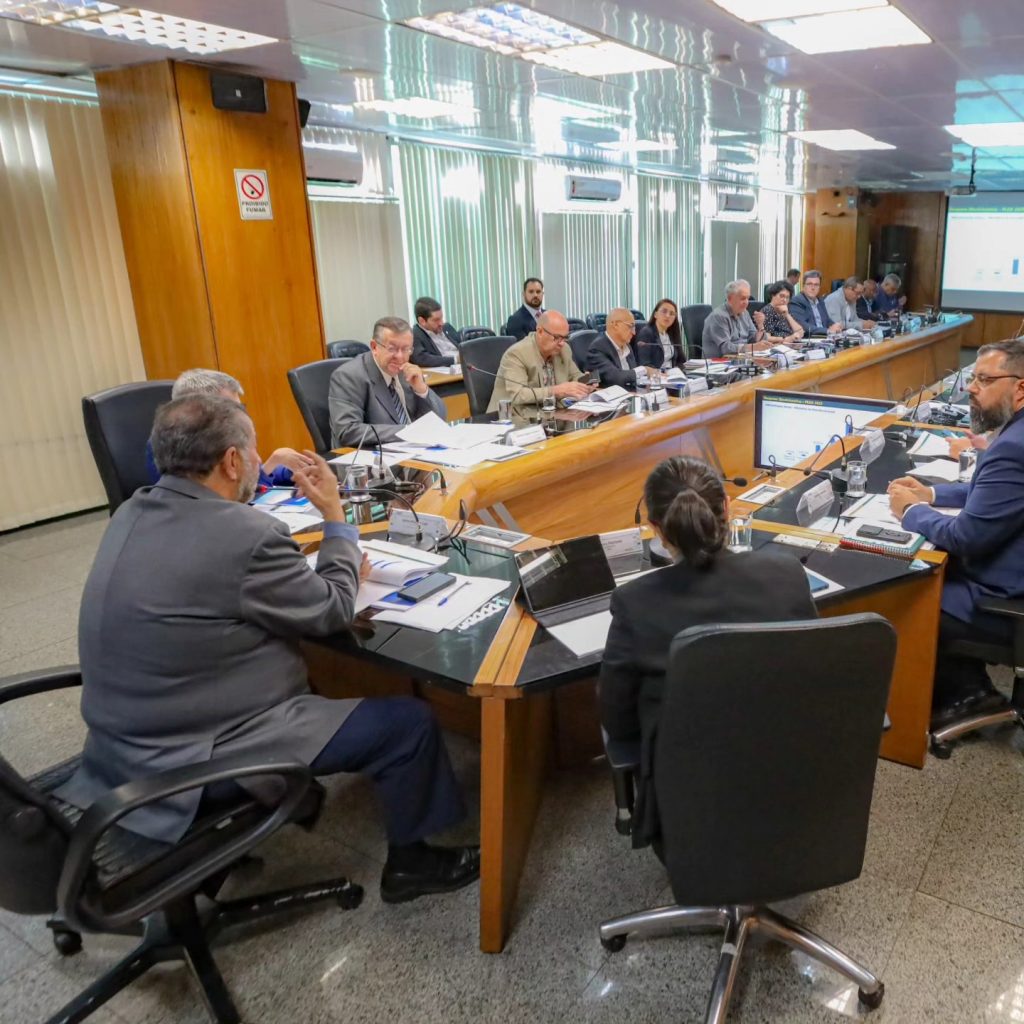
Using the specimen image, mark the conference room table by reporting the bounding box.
[301,315,972,953]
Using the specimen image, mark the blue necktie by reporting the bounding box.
[388,380,408,424]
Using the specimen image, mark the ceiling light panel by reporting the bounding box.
[790,129,896,151]
[945,122,1024,148]
[710,0,885,23]
[521,40,673,77]
[762,6,930,54]
[64,8,277,54]
[0,0,117,24]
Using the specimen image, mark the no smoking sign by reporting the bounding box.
[234,168,273,220]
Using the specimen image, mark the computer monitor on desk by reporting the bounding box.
[754,389,895,471]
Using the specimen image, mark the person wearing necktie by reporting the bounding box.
[329,316,447,448]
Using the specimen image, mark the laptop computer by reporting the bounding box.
[514,535,617,628]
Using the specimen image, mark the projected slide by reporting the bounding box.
[942,192,1024,313]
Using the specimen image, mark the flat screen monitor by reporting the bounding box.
[754,389,894,471]
[941,192,1024,313]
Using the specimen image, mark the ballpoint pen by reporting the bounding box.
[438,580,470,606]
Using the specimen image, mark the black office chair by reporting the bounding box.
[566,317,587,333]
[325,340,369,359]
[747,300,765,314]
[679,304,712,360]
[599,615,895,1023]
[831,278,845,292]
[0,666,362,1024]
[461,334,517,416]
[629,308,646,324]
[82,380,175,515]
[287,358,349,452]
[585,313,607,331]
[929,598,1024,758]
[569,329,598,370]
[460,326,495,342]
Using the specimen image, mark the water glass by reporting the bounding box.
[727,515,753,553]
[345,465,369,497]
[542,395,556,417]
[498,398,512,421]
[846,460,868,498]
[958,448,977,483]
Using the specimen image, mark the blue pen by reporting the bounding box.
[438,580,469,606]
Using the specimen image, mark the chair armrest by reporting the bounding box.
[977,597,1024,620]
[0,666,81,706]
[601,728,641,772]
[58,754,313,932]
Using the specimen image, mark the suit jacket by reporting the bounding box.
[586,333,639,387]
[412,323,462,368]
[329,350,447,447]
[904,407,1024,630]
[856,295,878,321]
[634,323,683,369]
[599,547,818,846]
[506,304,543,341]
[56,476,362,842]
[486,333,586,414]
[789,292,834,335]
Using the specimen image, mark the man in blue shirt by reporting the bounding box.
[875,273,906,319]
[888,339,1024,723]
[145,368,313,489]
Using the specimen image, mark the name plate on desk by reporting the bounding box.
[805,348,827,361]
[796,479,835,527]
[646,388,669,409]
[858,428,885,465]
[683,376,709,395]
[389,508,448,542]
[506,424,546,446]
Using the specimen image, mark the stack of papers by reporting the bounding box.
[251,491,322,534]
[329,450,405,470]
[262,509,323,534]
[908,432,953,458]
[547,611,612,658]
[409,443,528,469]
[908,460,962,483]
[372,574,511,633]
[396,412,509,450]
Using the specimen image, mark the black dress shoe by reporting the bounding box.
[931,689,1010,730]
[380,845,481,904]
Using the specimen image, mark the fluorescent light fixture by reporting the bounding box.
[65,8,277,54]
[711,0,885,23]
[521,40,673,76]
[944,122,1024,147]
[762,5,930,54]
[0,0,117,24]
[353,97,476,119]
[789,129,896,151]
[599,138,675,153]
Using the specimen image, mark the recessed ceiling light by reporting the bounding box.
[0,0,117,25]
[944,122,1024,147]
[762,6,930,54]
[65,7,277,53]
[789,129,896,151]
[521,39,673,76]
[353,97,477,119]
[710,0,885,23]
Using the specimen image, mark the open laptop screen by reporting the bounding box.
[514,535,617,615]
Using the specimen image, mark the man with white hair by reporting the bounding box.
[145,368,313,487]
[876,273,907,319]
[701,280,770,358]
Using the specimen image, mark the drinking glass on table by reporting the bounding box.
[727,514,753,553]
[846,460,868,498]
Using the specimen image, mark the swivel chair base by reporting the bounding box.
[599,903,884,1024]
[49,878,363,1024]
[930,705,1024,759]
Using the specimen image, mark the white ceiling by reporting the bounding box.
[3,0,1024,192]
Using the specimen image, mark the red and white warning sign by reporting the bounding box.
[234,168,273,221]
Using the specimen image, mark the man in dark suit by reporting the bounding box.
[58,394,478,902]
[505,277,545,340]
[857,278,880,321]
[789,270,843,337]
[888,339,1024,723]
[329,316,447,448]
[411,296,462,369]
[586,306,645,387]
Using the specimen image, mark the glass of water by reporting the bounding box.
[846,460,868,498]
[958,448,977,483]
[727,515,753,552]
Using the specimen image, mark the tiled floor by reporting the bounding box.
[2,508,1024,1023]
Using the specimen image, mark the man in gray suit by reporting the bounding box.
[329,316,448,448]
[58,395,478,903]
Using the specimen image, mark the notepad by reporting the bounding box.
[547,611,613,658]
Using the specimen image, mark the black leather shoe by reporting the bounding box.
[931,690,1010,730]
[380,845,481,904]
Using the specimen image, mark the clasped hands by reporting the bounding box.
[886,476,934,518]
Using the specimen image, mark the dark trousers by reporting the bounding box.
[932,612,1003,708]
[310,697,466,846]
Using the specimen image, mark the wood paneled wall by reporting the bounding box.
[957,312,1024,348]
[95,60,325,451]
[807,186,861,288]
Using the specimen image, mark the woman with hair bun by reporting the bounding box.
[599,455,817,847]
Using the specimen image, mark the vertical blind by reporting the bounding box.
[0,93,144,531]
[637,174,704,315]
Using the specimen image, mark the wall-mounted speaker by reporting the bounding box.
[880,225,912,261]
[210,72,267,114]
[298,98,311,128]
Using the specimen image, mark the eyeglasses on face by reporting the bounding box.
[609,319,636,331]
[539,327,570,342]
[965,372,1023,388]
[379,343,413,357]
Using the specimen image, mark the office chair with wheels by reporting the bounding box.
[461,335,517,416]
[326,340,369,359]
[566,318,587,333]
[930,597,1024,758]
[287,358,349,452]
[585,313,607,332]
[569,330,598,370]
[460,326,495,342]
[0,666,362,1024]
[82,381,175,514]
[599,614,895,1023]
[679,304,712,360]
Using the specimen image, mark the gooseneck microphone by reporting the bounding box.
[338,485,423,544]
[465,363,543,410]
[802,433,848,475]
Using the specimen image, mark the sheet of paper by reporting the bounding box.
[446,422,513,447]
[411,443,527,468]
[909,432,953,458]
[329,450,404,470]
[360,538,446,567]
[260,509,323,534]
[396,411,458,448]
[591,385,629,403]
[908,459,961,483]
[842,493,903,527]
[804,567,844,599]
[372,575,509,633]
[546,610,613,658]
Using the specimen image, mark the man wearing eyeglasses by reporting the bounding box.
[329,316,447,448]
[487,310,595,415]
[586,307,645,388]
[887,339,1024,724]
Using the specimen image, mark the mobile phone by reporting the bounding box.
[397,572,455,603]
[856,525,883,538]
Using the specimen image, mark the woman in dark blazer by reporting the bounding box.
[635,298,685,371]
[599,456,818,848]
